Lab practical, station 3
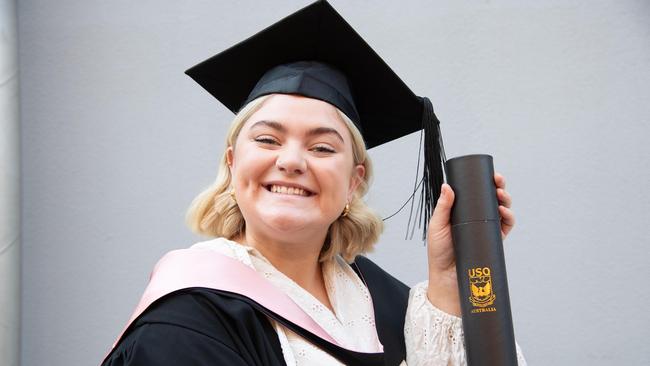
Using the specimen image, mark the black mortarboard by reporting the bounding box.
[186,0,446,238]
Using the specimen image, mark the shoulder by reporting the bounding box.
[150,237,253,276]
[103,288,285,366]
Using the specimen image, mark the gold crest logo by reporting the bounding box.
[468,267,496,308]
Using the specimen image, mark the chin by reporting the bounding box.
[256,207,327,234]
[264,214,314,233]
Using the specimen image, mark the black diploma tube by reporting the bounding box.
[445,154,518,366]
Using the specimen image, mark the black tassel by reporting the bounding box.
[406,97,446,240]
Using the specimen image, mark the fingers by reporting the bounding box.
[494,172,506,189]
[428,184,455,230]
[429,180,514,239]
[494,173,515,238]
[499,205,515,238]
[497,188,512,208]
[494,173,511,208]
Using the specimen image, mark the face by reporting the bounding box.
[227,94,365,239]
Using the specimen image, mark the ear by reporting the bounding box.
[226,146,235,172]
[347,164,366,201]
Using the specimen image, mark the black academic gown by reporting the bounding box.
[102,256,410,366]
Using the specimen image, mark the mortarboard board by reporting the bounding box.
[185,0,446,238]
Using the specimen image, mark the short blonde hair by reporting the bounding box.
[186,94,383,262]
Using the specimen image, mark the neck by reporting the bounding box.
[235,227,333,311]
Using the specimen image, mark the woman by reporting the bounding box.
[103,1,526,365]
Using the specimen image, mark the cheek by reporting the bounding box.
[316,161,353,198]
[231,149,272,188]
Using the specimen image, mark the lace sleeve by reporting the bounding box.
[404,281,527,366]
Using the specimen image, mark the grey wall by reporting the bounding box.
[18,1,650,365]
[1,0,20,365]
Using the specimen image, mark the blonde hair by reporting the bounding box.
[186,94,383,262]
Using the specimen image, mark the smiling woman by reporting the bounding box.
[101,1,525,365]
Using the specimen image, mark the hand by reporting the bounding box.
[426,173,515,316]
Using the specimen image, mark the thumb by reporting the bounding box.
[428,184,455,230]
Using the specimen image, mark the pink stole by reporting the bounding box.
[110,248,375,352]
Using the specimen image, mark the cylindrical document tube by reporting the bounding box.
[445,154,517,366]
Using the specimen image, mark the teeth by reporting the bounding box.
[268,185,309,196]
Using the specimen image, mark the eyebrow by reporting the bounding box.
[250,120,286,133]
[249,120,345,143]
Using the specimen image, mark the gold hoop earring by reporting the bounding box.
[341,202,350,217]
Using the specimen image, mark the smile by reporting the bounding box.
[264,184,314,197]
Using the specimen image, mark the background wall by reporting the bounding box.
[18,1,649,365]
[1,0,20,365]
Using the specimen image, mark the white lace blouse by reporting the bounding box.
[192,238,527,365]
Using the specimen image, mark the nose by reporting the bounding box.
[276,145,307,175]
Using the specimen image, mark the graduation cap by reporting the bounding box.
[186,0,446,238]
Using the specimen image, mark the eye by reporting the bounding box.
[254,136,280,145]
[311,144,336,153]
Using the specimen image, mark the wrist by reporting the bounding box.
[427,270,461,317]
